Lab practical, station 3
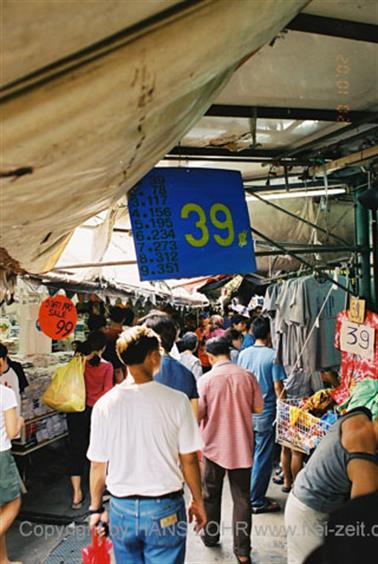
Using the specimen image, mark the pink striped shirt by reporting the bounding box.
[198,360,263,469]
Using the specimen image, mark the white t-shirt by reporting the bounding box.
[0,367,21,415]
[170,343,181,361]
[1,384,17,451]
[87,380,203,496]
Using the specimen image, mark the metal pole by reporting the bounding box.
[255,245,361,257]
[354,191,371,303]
[371,211,378,312]
[250,226,356,296]
[247,190,350,245]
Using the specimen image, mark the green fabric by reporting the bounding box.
[0,449,21,505]
[338,379,378,419]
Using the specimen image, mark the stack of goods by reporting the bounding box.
[14,413,68,450]
[15,352,72,420]
[277,389,337,455]
[11,352,72,451]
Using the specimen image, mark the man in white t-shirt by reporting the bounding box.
[87,326,206,564]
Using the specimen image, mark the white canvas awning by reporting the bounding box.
[1,0,307,273]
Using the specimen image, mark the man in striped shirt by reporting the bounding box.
[198,337,263,564]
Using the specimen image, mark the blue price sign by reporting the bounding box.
[128,168,256,280]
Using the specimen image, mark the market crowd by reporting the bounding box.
[1,305,377,564]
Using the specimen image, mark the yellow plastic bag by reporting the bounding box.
[42,355,86,412]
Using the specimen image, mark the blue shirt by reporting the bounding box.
[155,355,199,400]
[237,345,285,414]
[240,333,255,350]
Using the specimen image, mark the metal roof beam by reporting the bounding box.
[168,146,281,158]
[278,118,378,159]
[205,104,378,124]
[163,155,275,164]
[167,146,311,162]
[286,13,378,44]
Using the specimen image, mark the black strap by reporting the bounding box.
[112,489,183,501]
[89,506,105,515]
[347,452,378,465]
[343,406,372,420]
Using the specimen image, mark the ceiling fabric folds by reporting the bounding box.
[1,0,307,274]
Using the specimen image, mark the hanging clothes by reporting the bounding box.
[263,274,348,374]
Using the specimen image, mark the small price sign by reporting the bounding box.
[128,168,256,280]
[348,297,366,324]
[340,319,375,360]
[38,295,78,340]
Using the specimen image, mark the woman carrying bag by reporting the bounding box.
[68,331,113,509]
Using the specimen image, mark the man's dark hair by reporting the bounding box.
[205,337,230,357]
[142,314,176,353]
[87,315,107,332]
[87,331,107,352]
[123,307,134,327]
[230,314,248,327]
[117,326,160,365]
[179,332,198,353]
[0,343,8,359]
[252,316,270,340]
[75,341,92,356]
[108,306,127,324]
[224,328,242,346]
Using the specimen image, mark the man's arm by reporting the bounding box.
[197,379,207,422]
[4,407,24,439]
[272,362,286,399]
[179,452,207,532]
[89,461,108,528]
[348,459,378,498]
[274,380,284,398]
[90,461,107,510]
[342,417,378,498]
[191,399,199,420]
[250,373,264,414]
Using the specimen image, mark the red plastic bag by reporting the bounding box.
[82,529,112,564]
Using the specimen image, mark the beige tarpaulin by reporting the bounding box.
[1,0,308,274]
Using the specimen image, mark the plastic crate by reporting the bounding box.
[276,399,332,455]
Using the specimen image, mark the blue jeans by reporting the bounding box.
[251,412,276,507]
[109,495,187,564]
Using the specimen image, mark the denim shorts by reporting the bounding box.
[0,449,21,506]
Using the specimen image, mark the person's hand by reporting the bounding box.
[89,509,109,536]
[18,416,25,430]
[188,499,207,533]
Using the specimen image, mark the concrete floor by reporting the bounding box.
[7,442,288,563]
[185,480,287,564]
[8,482,288,563]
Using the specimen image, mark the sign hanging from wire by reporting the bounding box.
[128,168,256,280]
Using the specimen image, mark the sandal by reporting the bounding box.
[71,494,85,510]
[272,473,284,485]
[281,486,291,493]
[251,498,280,514]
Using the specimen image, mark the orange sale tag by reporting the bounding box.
[38,295,78,340]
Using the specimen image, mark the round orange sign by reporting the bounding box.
[38,295,78,339]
